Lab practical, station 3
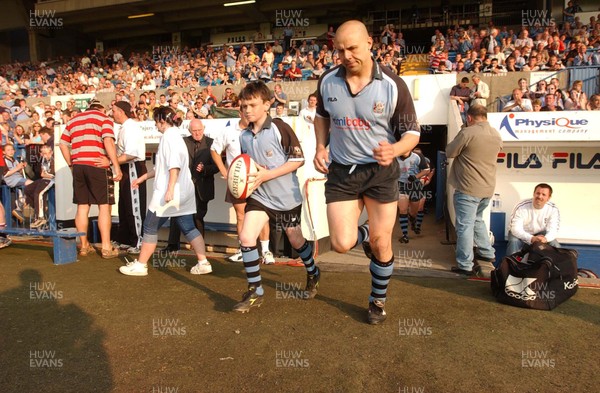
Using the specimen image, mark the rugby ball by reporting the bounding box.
[227,154,257,199]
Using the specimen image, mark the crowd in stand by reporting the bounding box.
[0,12,598,103]
[429,17,600,74]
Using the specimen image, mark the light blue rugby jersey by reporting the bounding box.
[397,152,429,183]
[316,62,420,165]
[240,116,304,211]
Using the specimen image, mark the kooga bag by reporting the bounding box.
[491,242,579,310]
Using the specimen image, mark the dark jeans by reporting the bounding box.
[167,200,209,247]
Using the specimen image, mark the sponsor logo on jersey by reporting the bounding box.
[331,116,372,131]
[373,101,385,114]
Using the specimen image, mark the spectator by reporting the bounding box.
[517,77,532,97]
[587,94,600,110]
[563,1,582,24]
[521,56,541,71]
[541,93,563,111]
[12,99,32,122]
[310,62,325,80]
[272,63,286,82]
[506,183,561,255]
[514,30,534,49]
[446,105,502,277]
[542,54,565,70]
[572,43,591,66]
[274,102,286,117]
[568,80,588,110]
[450,77,472,123]
[258,61,272,82]
[232,71,246,87]
[164,119,219,250]
[483,58,506,74]
[299,94,317,125]
[469,75,489,107]
[272,40,283,55]
[532,98,543,112]
[24,144,55,228]
[270,83,287,109]
[503,88,533,112]
[27,122,43,145]
[261,45,274,67]
[469,59,483,73]
[489,45,506,65]
[284,60,302,81]
[505,56,520,72]
[59,100,123,258]
[530,79,549,103]
[2,143,33,223]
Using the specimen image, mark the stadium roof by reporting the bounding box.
[4,0,376,41]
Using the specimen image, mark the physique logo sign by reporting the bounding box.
[488,112,599,142]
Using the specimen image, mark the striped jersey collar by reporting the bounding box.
[334,59,382,81]
[246,115,272,133]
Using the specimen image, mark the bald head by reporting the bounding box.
[189,119,205,141]
[334,20,373,77]
[336,20,370,41]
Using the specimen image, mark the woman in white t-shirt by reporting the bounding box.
[119,106,212,276]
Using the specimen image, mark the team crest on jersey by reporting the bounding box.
[373,101,385,114]
[265,149,274,158]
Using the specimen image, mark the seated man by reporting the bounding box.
[25,144,55,228]
[2,143,33,222]
[284,60,302,81]
[506,183,561,255]
[503,88,533,112]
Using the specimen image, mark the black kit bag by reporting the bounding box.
[491,242,579,310]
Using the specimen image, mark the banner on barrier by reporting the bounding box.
[488,111,600,142]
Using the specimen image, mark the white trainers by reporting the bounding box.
[227,249,243,263]
[262,251,275,265]
[190,260,212,275]
[119,259,148,276]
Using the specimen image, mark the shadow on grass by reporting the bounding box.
[156,262,239,312]
[0,269,113,392]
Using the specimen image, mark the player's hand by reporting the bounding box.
[247,164,269,192]
[91,156,110,168]
[373,141,396,166]
[196,162,204,173]
[112,168,123,182]
[131,178,142,189]
[314,146,329,174]
[164,187,174,203]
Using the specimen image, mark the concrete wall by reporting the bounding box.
[23,72,570,114]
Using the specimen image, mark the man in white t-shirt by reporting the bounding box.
[210,111,273,264]
[507,183,561,255]
[299,94,317,125]
[502,88,533,112]
[111,101,147,254]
